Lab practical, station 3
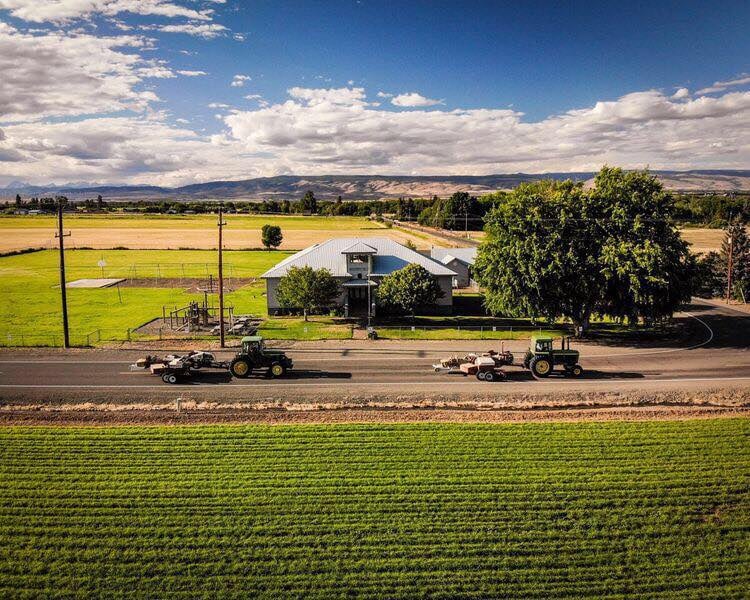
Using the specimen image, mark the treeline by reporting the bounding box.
[4,189,748,227]
[673,194,750,227]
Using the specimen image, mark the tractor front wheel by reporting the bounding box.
[529,357,552,379]
[230,358,252,378]
[269,362,286,378]
[570,364,583,378]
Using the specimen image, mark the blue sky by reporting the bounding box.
[0,0,749,185]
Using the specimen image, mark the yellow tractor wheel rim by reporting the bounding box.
[272,365,283,376]
[234,362,249,375]
[536,360,550,374]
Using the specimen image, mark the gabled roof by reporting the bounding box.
[341,242,377,254]
[261,237,456,278]
[430,247,478,266]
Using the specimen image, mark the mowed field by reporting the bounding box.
[0,420,748,598]
[0,214,439,252]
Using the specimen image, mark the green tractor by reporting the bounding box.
[229,336,294,379]
[523,335,583,379]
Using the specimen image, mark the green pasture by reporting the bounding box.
[0,213,382,230]
[0,249,292,345]
[0,420,747,598]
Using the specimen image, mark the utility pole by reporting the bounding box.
[56,197,71,348]
[217,205,227,348]
[726,221,734,304]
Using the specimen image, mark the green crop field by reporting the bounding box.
[0,420,748,598]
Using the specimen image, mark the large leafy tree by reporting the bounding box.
[276,266,340,321]
[474,168,694,334]
[376,264,444,318]
[261,224,283,250]
[591,168,694,325]
[474,180,601,333]
[721,216,750,301]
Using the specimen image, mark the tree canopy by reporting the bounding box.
[276,266,340,321]
[722,216,750,301]
[261,224,283,250]
[474,167,694,334]
[299,190,318,214]
[376,264,444,318]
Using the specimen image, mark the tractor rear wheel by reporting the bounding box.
[529,356,552,379]
[230,358,252,378]
[484,371,496,382]
[476,371,486,381]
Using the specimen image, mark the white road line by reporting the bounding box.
[1,376,750,389]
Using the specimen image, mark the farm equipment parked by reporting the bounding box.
[132,336,293,384]
[433,348,514,382]
[134,351,230,384]
[459,356,507,382]
[523,335,583,379]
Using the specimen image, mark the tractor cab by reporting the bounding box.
[524,334,583,379]
[241,335,265,356]
[533,338,553,353]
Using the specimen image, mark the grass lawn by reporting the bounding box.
[0,249,294,345]
[0,420,747,598]
[377,326,564,340]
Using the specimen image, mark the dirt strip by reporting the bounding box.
[1,388,748,426]
[0,405,746,426]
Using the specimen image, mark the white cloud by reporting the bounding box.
[377,91,393,98]
[696,75,750,95]
[230,74,251,87]
[207,102,230,109]
[177,70,207,76]
[0,23,159,122]
[157,22,227,38]
[391,92,444,107]
[2,81,750,186]
[0,0,214,23]
[672,87,690,100]
[0,116,259,186]
[222,86,750,174]
[288,86,369,106]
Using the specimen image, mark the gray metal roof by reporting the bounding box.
[261,237,457,278]
[430,247,477,266]
[342,241,377,254]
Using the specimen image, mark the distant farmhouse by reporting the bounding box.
[261,237,456,316]
[430,247,477,288]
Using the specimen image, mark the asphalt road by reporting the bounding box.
[0,299,748,405]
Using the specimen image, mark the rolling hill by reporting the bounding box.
[3,170,750,201]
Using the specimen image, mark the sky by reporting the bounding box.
[0,0,749,187]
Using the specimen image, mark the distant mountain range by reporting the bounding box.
[3,170,750,201]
